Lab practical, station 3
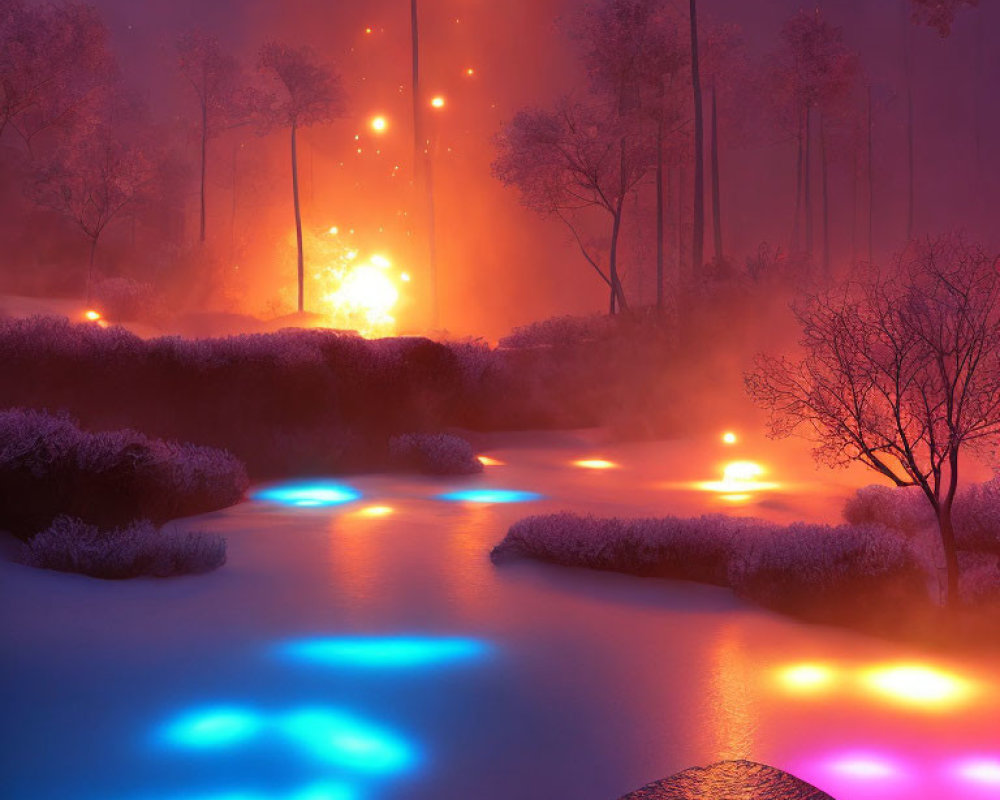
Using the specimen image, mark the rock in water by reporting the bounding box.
[618,760,834,800]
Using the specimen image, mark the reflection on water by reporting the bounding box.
[2,433,998,800]
[254,481,362,508]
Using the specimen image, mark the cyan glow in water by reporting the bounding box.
[160,706,263,749]
[437,488,541,504]
[277,708,417,774]
[278,636,491,668]
[159,705,415,776]
[140,782,358,800]
[253,481,361,507]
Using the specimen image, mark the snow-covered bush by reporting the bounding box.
[954,476,1000,555]
[957,552,1000,606]
[19,516,226,578]
[493,512,927,621]
[389,432,482,476]
[0,409,247,539]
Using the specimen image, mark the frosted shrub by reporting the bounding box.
[843,484,934,536]
[957,552,1000,606]
[20,516,226,578]
[954,476,1000,554]
[389,432,482,476]
[0,409,247,538]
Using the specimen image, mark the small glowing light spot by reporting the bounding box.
[161,707,262,749]
[830,755,899,779]
[955,758,1000,785]
[695,460,779,495]
[573,458,617,470]
[722,431,738,444]
[356,505,393,517]
[720,494,752,502]
[364,26,372,34]
[254,481,361,508]
[861,664,974,708]
[437,489,541,504]
[278,708,417,773]
[370,254,390,268]
[778,663,837,693]
[278,636,490,668]
[465,67,475,76]
[84,309,102,321]
[477,455,505,466]
[400,272,411,282]
[430,95,445,109]
[370,115,387,132]
[328,226,339,235]
[723,461,763,481]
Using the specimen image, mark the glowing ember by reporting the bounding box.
[861,664,975,709]
[465,67,475,76]
[84,309,102,321]
[573,459,617,470]
[477,455,505,466]
[370,115,387,132]
[430,95,445,108]
[355,505,394,517]
[777,663,837,693]
[328,226,339,235]
[722,431,738,444]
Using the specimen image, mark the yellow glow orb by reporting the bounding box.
[400,272,411,282]
[465,67,475,76]
[357,505,393,517]
[84,310,102,321]
[370,254,390,268]
[573,459,618,470]
[861,664,974,709]
[364,26,373,34]
[722,431,738,444]
[430,96,445,109]
[778,663,837,693]
[723,461,764,482]
[328,226,339,235]
[477,455,505,467]
[370,115,387,133]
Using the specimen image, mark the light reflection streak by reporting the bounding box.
[572,458,618,470]
[860,663,975,710]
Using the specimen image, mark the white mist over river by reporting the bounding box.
[1,432,998,800]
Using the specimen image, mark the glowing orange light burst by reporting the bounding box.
[400,272,411,282]
[722,431,738,444]
[861,664,975,710]
[84,310,101,321]
[364,26,373,34]
[465,67,475,76]
[778,663,837,694]
[430,95,445,109]
[477,455,505,467]
[695,460,780,498]
[573,459,618,470]
[370,115,387,133]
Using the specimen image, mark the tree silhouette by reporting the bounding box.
[176,30,246,244]
[257,42,344,313]
[747,235,1000,608]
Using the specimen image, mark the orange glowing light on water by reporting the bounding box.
[860,664,975,710]
[778,663,838,694]
[430,95,445,108]
[370,115,387,132]
[573,459,618,470]
[356,505,393,517]
[722,431,738,444]
[477,455,505,467]
[695,460,780,496]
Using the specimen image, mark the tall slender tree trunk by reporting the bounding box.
[792,108,804,252]
[86,236,98,304]
[710,78,723,265]
[939,448,962,608]
[804,105,813,259]
[609,202,628,314]
[656,116,664,311]
[821,112,830,275]
[867,84,874,263]
[199,100,207,243]
[290,122,304,313]
[689,0,704,278]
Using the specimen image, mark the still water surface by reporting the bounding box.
[1,432,997,800]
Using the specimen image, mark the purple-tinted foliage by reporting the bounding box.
[492,512,928,622]
[18,515,226,579]
[0,408,247,539]
[388,433,483,476]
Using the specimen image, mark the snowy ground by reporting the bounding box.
[1,431,998,800]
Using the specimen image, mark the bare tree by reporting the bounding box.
[28,118,156,302]
[493,97,654,314]
[0,0,115,150]
[176,30,246,244]
[257,42,344,313]
[747,235,1000,607]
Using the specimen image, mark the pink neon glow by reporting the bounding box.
[954,757,1000,785]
